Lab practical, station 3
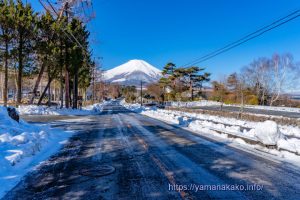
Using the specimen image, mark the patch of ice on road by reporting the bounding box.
[57,117,96,123]
[0,106,73,198]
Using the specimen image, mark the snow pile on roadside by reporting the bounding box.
[171,100,221,107]
[244,104,300,113]
[17,102,107,115]
[122,102,300,156]
[122,103,149,113]
[0,106,71,168]
[0,106,73,198]
[253,121,282,145]
[84,102,107,113]
[0,131,49,166]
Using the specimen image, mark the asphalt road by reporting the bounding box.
[3,102,300,200]
[191,105,300,118]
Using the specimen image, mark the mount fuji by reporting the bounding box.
[103,59,162,86]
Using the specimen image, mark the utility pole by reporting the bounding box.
[140,80,143,106]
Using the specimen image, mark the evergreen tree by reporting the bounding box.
[68,18,90,108]
[13,0,37,106]
[158,77,171,102]
[30,11,55,104]
[182,66,210,101]
[0,0,15,106]
[162,62,176,75]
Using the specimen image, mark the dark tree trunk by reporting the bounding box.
[60,42,64,108]
[73,65,78,109]
[48,84,51,106]
[17,34,23,107]
[38,78,52,106]
[60,68,64,108]
[69,83,72,105]
[65,69,69,108]
[191,88,194,101]
[47,66,51,107]
[3,40,9,107]
[190,79,193,101]
[64,41,70,108]
[29,56,47,104]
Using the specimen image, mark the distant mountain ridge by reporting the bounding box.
[103,59,162,86]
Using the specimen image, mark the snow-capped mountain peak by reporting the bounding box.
[103,59,162,86]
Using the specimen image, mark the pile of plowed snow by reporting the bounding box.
[17,102,107,115]
[0,106,73,197]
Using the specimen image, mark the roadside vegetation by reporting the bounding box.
[210,54,300,108]
[0,0,94,108]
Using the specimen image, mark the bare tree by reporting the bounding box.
[268,54,295,106]
[147,83,165,103]
[211,76,228,111]
[242,54,298,106]
[236,73,247,118]
[242,58,270,105]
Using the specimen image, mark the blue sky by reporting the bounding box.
[29,0,300,81]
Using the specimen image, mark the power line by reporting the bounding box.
[182,9,300,67]
[181,9,300,67]
[190,14,300,65]
[38,0,74,44]
[38,0,86,50]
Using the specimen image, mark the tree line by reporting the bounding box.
[211,53,300,107]
[0,0,94,108]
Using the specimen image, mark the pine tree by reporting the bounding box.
[158,77,171,102]
[30,11,55,104]
[0,0,15,106]
[68,18,90,108]
[13,0,37,106]
[162,62,176,75]
[183,66,210,101]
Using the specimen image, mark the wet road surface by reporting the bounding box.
[3,102,300,200]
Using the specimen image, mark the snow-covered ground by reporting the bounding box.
[171,100,222,107]
[17,102,107,115]
[0,102,107,197]
[0,106,76,198]
[123,102,300,164]
[171,100,300,113]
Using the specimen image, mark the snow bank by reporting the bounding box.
[254,121,282,145]
[0,106,73,197]
[171,100,221,107]
[122,102,300,159]
[170,100,300,113]
[17,102,107,115]
[245,104,300,113]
